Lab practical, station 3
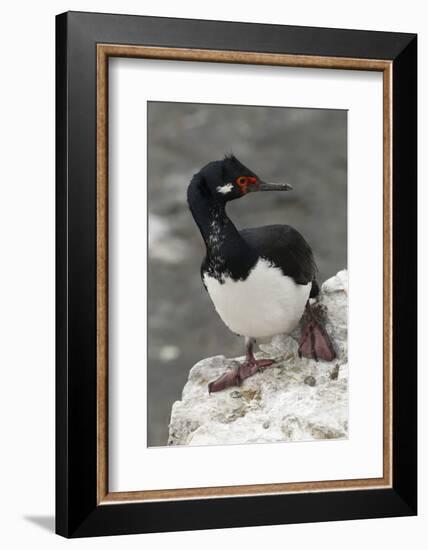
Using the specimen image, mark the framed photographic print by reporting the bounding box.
[56,11,417,538]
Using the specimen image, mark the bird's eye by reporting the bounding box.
[236,176,249,187]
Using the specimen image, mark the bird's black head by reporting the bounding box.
[191,154,292,203]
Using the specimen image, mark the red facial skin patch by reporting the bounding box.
[236,176,257,194]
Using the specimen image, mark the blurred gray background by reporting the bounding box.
[147,101,347,446]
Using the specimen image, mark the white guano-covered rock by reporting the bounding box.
[168,270,348,446]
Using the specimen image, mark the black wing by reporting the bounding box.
[239,225,318,292]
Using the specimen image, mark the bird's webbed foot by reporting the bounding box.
[298,302,336,362]
[208,366,241,393]
[208,338,275,393]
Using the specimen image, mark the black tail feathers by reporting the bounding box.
[310,279,320,299]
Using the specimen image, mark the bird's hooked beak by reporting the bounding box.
[256,181,293,192]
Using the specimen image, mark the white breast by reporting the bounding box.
[203,258,311,339]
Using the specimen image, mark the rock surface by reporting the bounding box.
[168,270,348,446]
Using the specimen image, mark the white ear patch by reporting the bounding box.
[216,183,234,195]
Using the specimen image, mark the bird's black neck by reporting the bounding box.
[187,176,258,281]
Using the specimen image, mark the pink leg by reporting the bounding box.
[298,303,336,362]
[208,337,275,393]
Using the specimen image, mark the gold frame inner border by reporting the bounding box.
[96,44,393,505]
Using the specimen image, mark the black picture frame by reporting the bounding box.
[56,11,417,538]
